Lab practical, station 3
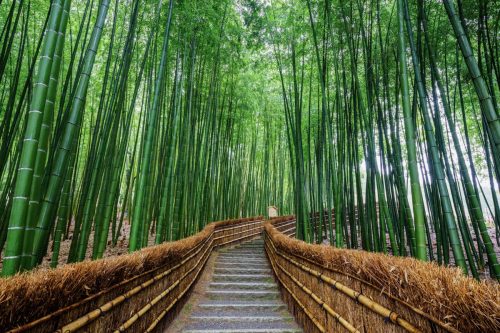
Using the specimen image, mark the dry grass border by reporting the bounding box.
[0,216,263,331]
[265,216,500,332]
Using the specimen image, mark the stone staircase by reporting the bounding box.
[181,238,302,333]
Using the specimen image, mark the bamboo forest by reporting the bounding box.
[1,0,500,285]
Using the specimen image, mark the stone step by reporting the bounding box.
[209,282,278,291]
[219,250,266,258]
[178,237,302,333]
[216,258,268,264]
[214,267,272,274]
[226,245,264,249]
[216,259,267,264]
[217,254,267,259]
[206,290,280,300]
[191,309,292,318]
[183,320,300,332]
[216,257,268,262]
[215,262,270,269]
[191,307,289,319]
[189,316,294,322]
[215,261,269,267]
[234,247,264,250]
[183,329,302,333]
[220,245,263,249]
[197,301,287,312]
[219,249,264,253]
[235,245,264,249]
[212,274,273,282]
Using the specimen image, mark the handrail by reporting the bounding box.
[278,237,456,331]
[213,222,264,243]
[264,217,498,333]
[265,238,326,333]
[113,237,214,332]
[3,216,264,333]
[56,235,214,333]
[144,238,212,333]
[214,219,263,233]
[265,230,418,333]
[265,237,358,333]
[6,225,214,333]
[6,214,494,333]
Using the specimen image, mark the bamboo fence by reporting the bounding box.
[264,216,500,333]
[0,216,265,333]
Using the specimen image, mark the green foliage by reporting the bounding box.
[0,0,499,280]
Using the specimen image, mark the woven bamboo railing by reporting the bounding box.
[272,216,297,237]
[1,216,265,333]
[264,216,500,333]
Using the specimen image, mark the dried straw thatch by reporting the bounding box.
[0,216,263,331]
[265,217,500,333]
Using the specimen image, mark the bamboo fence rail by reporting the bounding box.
[264,216,499,333]
[2,214,497,333]
[1,216,265,333]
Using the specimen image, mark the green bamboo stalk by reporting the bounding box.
[31,0,112,265]
[2,0,66,276]
[442,0,500,169]
[396,0,427,261]
[403,0,466,273]
[129,0,174,251]
[21,0,71,270]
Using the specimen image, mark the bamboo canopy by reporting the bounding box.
[0,0,499,283]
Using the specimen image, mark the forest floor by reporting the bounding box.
[0,220,154,270]
[38,220,156,269]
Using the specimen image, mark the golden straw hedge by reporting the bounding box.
[265,216,500,333]
[0,216,263,331]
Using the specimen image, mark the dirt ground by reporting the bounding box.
[38,219,158,268]
[0,219,155,270]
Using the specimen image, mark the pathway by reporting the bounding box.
[167,237,302,333]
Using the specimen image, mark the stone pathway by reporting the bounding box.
[167,237,302,333]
